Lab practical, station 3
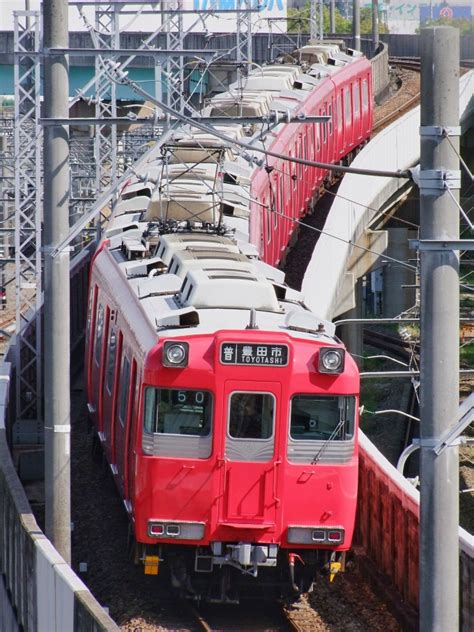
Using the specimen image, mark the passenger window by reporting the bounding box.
[328,104,333,136]
[290,395,355,441]
[228,392,274,440]
[303,134,308,170]
[345,86,351,124]
[144,387,212,436]
[321,107,327,143]
[353,82,360,114]
[105,328,118,393]
[274,176,279,227]
[118,355,131,426]
[265,198,271,243]
[362,79,369,111]
[337,94,343,131]
[94,303,104,366]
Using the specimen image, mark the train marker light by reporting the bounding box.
[163,341,189,367]
[149,523,165,536]
[318,348,345,374]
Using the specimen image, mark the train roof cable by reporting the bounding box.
[102,61,413,182]
[263,160,421,231]
[265,204,418,272]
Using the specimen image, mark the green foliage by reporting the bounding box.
[287,3,388,35]
[287,3,350,34]
[418,18,474,35]
[360,7,389,34]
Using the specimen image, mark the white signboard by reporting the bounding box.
[0,1,287,33]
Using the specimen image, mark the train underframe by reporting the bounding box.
[134,540,346,603]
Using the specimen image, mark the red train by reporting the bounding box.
[86,42,368,601]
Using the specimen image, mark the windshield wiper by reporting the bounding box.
[311,417,346,464]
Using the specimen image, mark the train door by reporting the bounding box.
[115,357,136,496]
[85,284,98,397]
[219,382,281,527]
[127,368,141,507]
[113,350,132,491]
[90,302,107,426]
[104,330,123,461]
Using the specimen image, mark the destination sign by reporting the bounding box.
[220,343,288,366]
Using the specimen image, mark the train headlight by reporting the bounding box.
[163,341,189,367]
[318,347,345,374]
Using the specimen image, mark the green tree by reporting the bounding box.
[288,3,351,34]
[360,7,389,34]
[417,17,473,35]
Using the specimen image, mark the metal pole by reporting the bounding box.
[43,0,71,563]
[419,27,460,631]
[352,0,361,51]
[372,0,379,54]
[330,0,336,34]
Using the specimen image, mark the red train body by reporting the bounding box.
[86,43,369,601]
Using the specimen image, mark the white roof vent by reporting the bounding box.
[179,269,281,311]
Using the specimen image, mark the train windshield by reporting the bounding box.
[228,392,275,440]
[144,387,212,437]
[290,395,355,441]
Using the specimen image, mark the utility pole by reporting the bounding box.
[372,0,379,54]
[419,27,460,631]
[330,0,336,34]
[43,0,71,563]
[353,0,361,51]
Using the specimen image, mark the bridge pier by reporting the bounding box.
[339,277,364,367]
[382,228,417,318]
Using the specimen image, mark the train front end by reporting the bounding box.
[133,326,359,600]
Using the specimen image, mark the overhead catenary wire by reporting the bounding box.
[103,61,413,181]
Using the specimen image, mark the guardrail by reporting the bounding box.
[0,252,119,631]
[370,42,390,101]
[357,431,474,631]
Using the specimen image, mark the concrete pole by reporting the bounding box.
[419,27,460,631]
[330,0,336,34]
[372,0,379,54]
[43,0,71,563]
[352,0,361,51]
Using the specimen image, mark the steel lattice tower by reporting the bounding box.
[13,9,43,442]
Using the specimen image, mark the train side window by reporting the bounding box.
[337,94,343,131]
[321,107,327,143]
[289,395,355,441]
[265,198,271,244]
[315,125,320,152]
[273,176,279,227]
[228,392,275,440]
[105,328,118,394]
[118,355,131,427]
[94,303,104,366]
[303,133,308,171]
[144,387,212,436]
[362,79,369,111]
[279,174,284,210]
[328,104,333,136]
[345,86,351,124]
[353,82,360,115]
